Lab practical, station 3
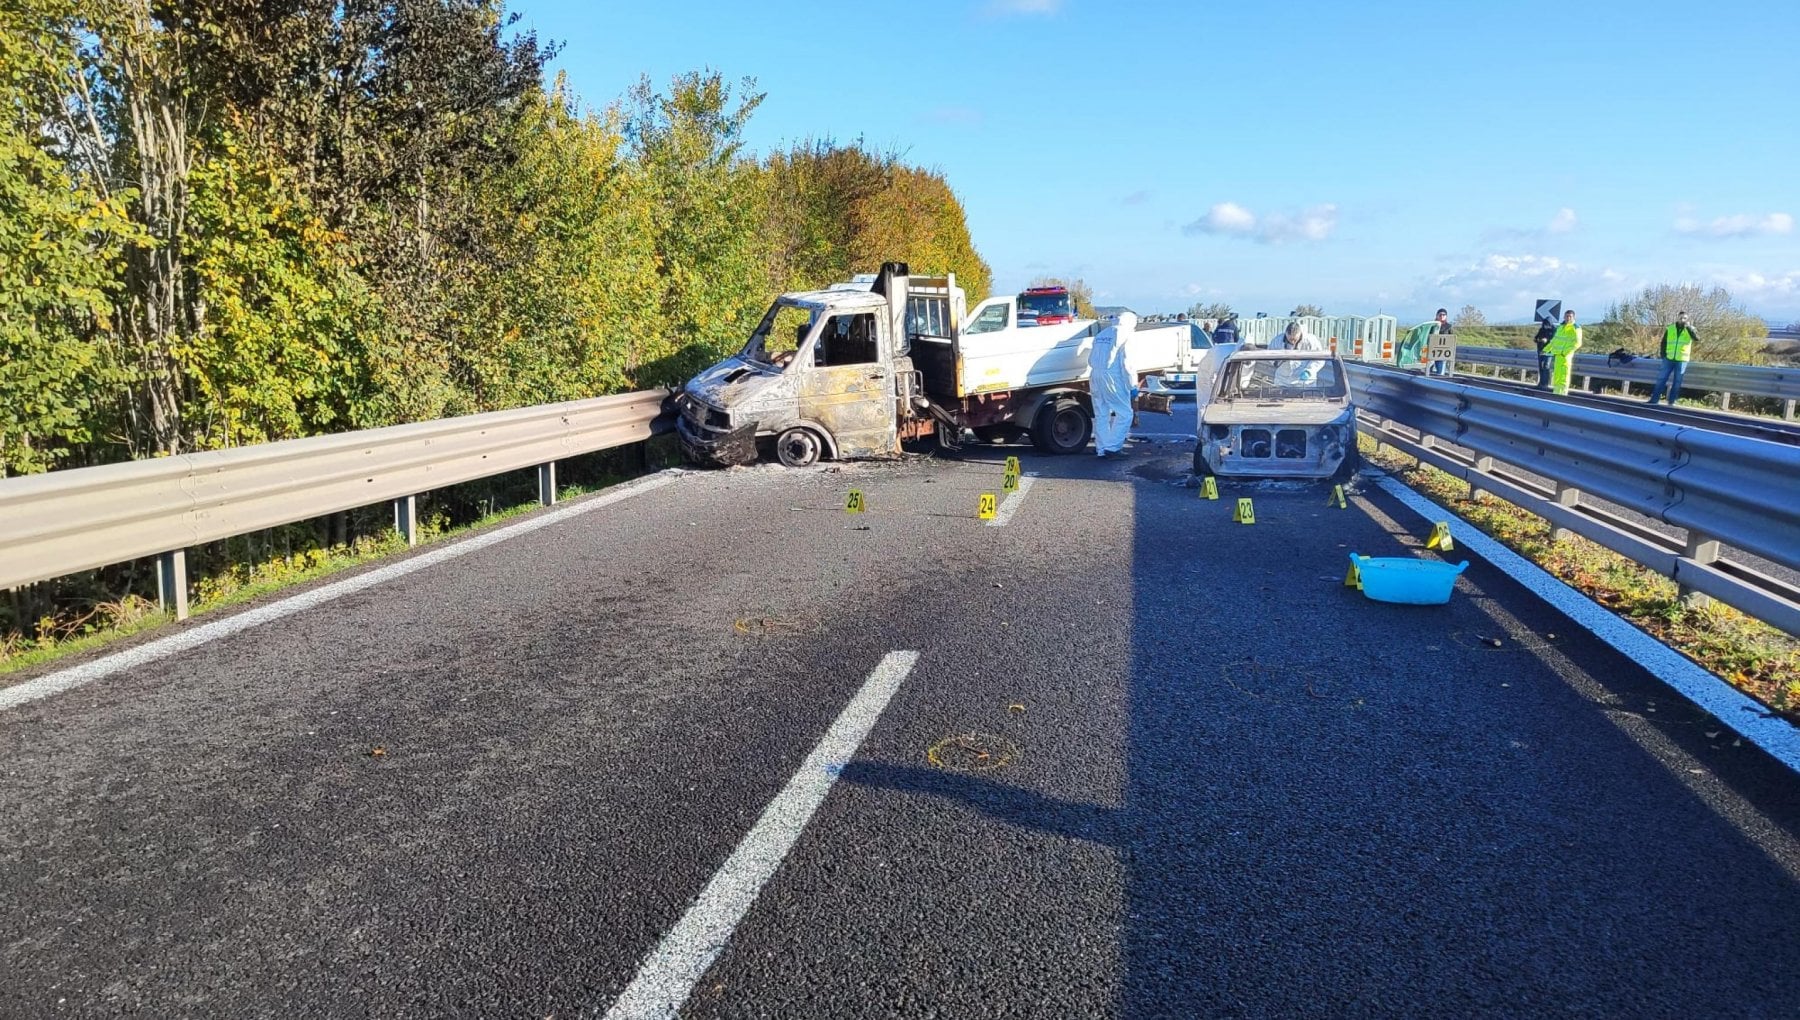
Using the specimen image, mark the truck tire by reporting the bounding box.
[775,427,824,468]
[1031,397,1091,455]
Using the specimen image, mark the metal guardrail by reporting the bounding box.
[1454,346,1800,418]
[1346,365,1800,636]
[0,389,674,617]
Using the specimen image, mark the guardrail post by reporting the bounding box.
[1719,392,1732,411]
[1549,484,1581,542]
[156,550,189,621]
[1679,532,1722,609]
[1469,455,1495,500]
[538,462,557,506]
[1784,398,1795,420]
[393,495,417,547]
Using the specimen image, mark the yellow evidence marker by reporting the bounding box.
[1003,464,1020,493]
[1233,497,1256,525]
[978,492,998,520]
[1426,521,1454,551]
[845,489,866,514]
[1004,455,1021,476]
[1344,557,1363,589]
[1327,484,1347,509]
[1200,476,1219,500]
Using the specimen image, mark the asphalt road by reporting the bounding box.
[3,428,1799,1018]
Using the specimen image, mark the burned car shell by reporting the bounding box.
[1196,349,1356,480]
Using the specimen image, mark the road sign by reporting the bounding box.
[1426,333,1457,364]
[1535,299,1562,325]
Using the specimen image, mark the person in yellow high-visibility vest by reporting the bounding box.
[1647,310,1700,405]
[1544,309,1582,395]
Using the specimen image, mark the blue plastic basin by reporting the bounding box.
[1351,553,1468,605]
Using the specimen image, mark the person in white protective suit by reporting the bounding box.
[1089,312,1138,457]
[1274,321,1328,385]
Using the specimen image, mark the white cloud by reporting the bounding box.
[1674,211,1793,238]
[1548,207,1578,234]
[1121,189,1151,206]
[1187,201,1256,236]
[1183,202,1338,244]
[983,0,1062,15]
[1712,269,1800,318]
[1424,253,1641,319]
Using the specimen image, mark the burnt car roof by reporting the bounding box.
[1222,349,1346,361]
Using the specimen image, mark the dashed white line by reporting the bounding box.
[0,471,682,714]
[1371,472,1800,774]
[602,650,920,1020]
[985,475,1036,528]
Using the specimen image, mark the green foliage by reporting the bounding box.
[849,164,992,303]
[440,82,661,405]
[1,18,995,452]
[762,138,891,291]
[625,70,773,385]
[1187,301,1232,322]
[1290,303,1325,316]
[179,139,388,447]
[1605,283,1768,363]
[1455,304,1487,329]
[0,12,143,475]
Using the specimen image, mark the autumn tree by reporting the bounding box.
[1605,284,1767,363]
[625,70,772,383]
[761,139,889,292]
[848,164,991,303]
[0,5,143,474]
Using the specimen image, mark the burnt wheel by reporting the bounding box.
[1192,447,1214,478]
[775,427,824,468]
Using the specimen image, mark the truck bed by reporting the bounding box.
[914,321,1186,402]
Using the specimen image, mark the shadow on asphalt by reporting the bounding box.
[852,439,1800,1016]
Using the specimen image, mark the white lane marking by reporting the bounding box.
[985,474,1035,528]
[1371,473,1800,774]
[0,471,683,714]
[603,650,920,1020]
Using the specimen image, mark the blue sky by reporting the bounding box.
[516,0,1799,323]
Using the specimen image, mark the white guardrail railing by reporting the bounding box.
[0,389,673,618]
[1346,365,1800,635]
[1454,346,1800,419]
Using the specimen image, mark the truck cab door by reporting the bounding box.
[794,310,898,457]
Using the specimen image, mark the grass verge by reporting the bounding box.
[1361,435,1800,721]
